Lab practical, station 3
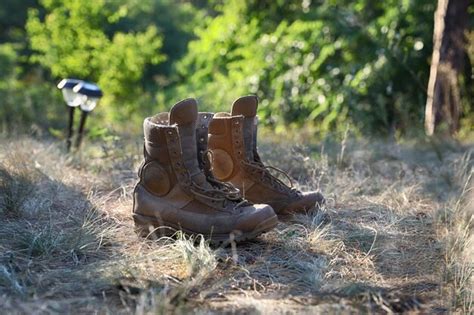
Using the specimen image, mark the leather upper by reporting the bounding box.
[133,98,276,235]
[209,96,325,215]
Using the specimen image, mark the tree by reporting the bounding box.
[26,0,165,121]
[424,0,470,136]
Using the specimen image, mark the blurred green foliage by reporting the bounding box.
[176,0,439,136]
[0,42,63,133]
[0,0,472,138]
[26,0,165,122]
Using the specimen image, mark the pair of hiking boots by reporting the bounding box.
[132,96,325,243]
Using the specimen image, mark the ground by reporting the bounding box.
[0,135,472,314]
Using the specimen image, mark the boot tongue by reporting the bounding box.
[231,96,258,161]
[231,95,258,117]
[169,98,210,188]
[170,98,198,126]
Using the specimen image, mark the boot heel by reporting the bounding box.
[133,213,175,239]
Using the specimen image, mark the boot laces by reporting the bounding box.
[189,184,247,209]
[189,150,249,211]
[242,154,300,196]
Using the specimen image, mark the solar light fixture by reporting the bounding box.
[72,81,103,148]
[57,78,83,151]
[57,78,84,107]
[57,79,103,151]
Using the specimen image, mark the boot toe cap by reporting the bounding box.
[303,191,325,208]
[234,204,277,234]
[280,191,325,215]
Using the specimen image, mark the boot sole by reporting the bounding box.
[133,213,278,244]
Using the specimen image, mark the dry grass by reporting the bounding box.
[0,135,472,314]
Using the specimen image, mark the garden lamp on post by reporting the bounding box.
[73,81,103,149]
[57,78,84,152]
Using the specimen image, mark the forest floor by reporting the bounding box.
[0,135,472,314]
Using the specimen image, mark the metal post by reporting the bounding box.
[66,106,75,152]
[75,110,88,148]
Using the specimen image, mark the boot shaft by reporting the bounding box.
[208,95,325,215]
[142,99,211,188]
[208,95,260,182]
[208,98,293,204]
[138,98,248,212]
[141,113,191,196]
[143,109,216,178]
[231,96,259,161]
[208,113,246,182]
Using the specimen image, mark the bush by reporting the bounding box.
[26,0,165,124]
[0,43,63,133]
[176,0,437,137]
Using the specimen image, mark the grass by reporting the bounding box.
[437,168,473,313]
[0,134,472,314]
[0,156,40,218]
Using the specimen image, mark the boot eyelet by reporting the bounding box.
[203,115,207,119]
[235,121,239,125]
[167,131,173,135]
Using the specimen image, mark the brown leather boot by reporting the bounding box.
[208,95,325,217]
[132,98,278,243]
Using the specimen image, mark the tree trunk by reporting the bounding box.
[425,0,469,136]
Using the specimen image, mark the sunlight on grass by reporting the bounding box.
[0,136,472,313]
